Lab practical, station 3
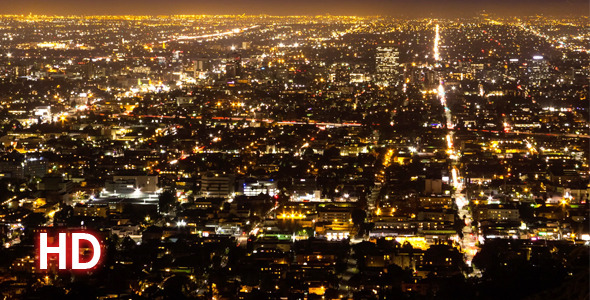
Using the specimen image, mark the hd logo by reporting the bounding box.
[37,230,103,271]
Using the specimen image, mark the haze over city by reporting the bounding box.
[2,0,589,16]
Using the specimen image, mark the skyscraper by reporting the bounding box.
[376,45,399,84]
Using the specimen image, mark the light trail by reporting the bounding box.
[433,24,479,271]
[438,81,453,129]
[160,25,259,43]
[125,113,363,127]
[433,24,440,61]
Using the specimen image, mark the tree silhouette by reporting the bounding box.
[159,190,176,213]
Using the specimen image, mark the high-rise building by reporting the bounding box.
[527,55,550,87]
[375,46,399,85]
[85,61,95,79]
[376,46,399,75]
[194,58,209,72]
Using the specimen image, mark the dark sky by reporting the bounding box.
[1,0,588,16]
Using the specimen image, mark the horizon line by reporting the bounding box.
[1,13,588,18]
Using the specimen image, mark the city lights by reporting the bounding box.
[0,7,585,299]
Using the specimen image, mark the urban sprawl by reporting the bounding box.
[0,14,587,300]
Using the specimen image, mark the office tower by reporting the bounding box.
[376,46,399,84]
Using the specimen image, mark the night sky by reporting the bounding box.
[2,0,588,16]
